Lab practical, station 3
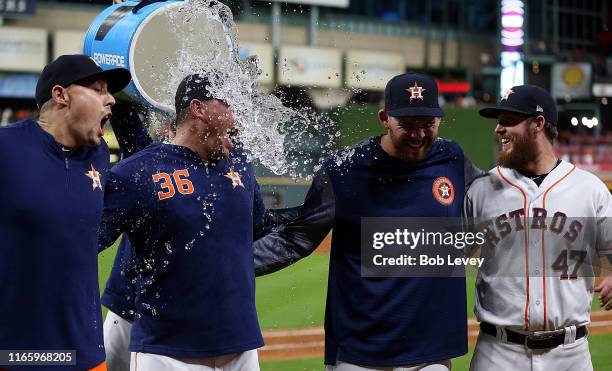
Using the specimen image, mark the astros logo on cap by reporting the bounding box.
[501,89,514,101]
[407,82,426,101]
[432,177,454,206]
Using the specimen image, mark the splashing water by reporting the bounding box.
[118,0,369,317]
[140,0,349,178]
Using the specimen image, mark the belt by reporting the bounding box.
[480,322,588,349]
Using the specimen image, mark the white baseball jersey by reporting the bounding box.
[464,160,612,331]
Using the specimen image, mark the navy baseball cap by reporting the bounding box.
[384,72,444,117]
[35,54,131,108]
[174,73,216,112]
[479,84,558,126]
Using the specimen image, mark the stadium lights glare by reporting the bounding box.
[501,0,525,15]
[501,29,524,39]
[579,117,599,129]
[501,14,524,28]
[499,0,524,97]
[501,38,524,47]
[571,117,578,126]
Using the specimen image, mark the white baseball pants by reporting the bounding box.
[103,310,133,371]
[129,350,259,371]
[325,359,451,371]
[469,331,592,371]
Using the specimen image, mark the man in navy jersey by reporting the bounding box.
[101,77,299,371]
[99,102,151,371]
[254,72,482,370]
[0,54,131,371]
[99,73,269,370]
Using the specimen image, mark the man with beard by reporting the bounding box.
[465,85,612,370]
[254,72,483,370]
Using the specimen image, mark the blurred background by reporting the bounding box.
[2,0,611,369]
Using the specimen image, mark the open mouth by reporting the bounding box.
[100,113,112,135]
[498,135,513,149]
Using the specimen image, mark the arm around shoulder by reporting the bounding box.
[254,169,335,276]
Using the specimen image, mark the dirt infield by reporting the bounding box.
[259,311,612,361]
[314,234,332,254]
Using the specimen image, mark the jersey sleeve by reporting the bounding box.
[99,169,139,252]
[462,180,485,257]
[101,235,137,321]
[464,155,485,189]
[252,180,266,237]
[253,169,335,276]
[110,102,153,160]
[252,178,302,240]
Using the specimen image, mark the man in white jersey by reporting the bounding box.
[464,84,612,371]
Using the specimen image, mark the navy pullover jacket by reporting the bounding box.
[254,137,482,366]
[101,235,137,321]
[0,120,111,370]
[99,142,266,357]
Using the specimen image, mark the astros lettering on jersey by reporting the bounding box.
[465,161,612,331]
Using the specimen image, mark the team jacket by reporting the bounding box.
[0,117,138,371]
[464,162,612,331]
[99,142,268,358]
[101,200,299,324]
[100,104,151,323]
[100,107,298,324]
[102,236,137,321]
[254,136,482,367]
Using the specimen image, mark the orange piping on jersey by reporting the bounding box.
[89,362,107,371]
[541,164,577,331]
[540,227,546,331]
[497,166,530,330]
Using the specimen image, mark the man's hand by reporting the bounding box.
[595,276,612,310]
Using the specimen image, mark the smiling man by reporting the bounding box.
[466,85,612,371]
[254,72,483,370]
[0,54,131,371]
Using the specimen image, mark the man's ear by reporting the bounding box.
[532,115,546,135]
[51,85,69,108]
[378,109,390,130]
[190,99,207,122]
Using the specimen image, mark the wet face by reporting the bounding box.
[495,112,538,169]
[64,78,115,147]
[197,99,234,160]
[379,111,440,162]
